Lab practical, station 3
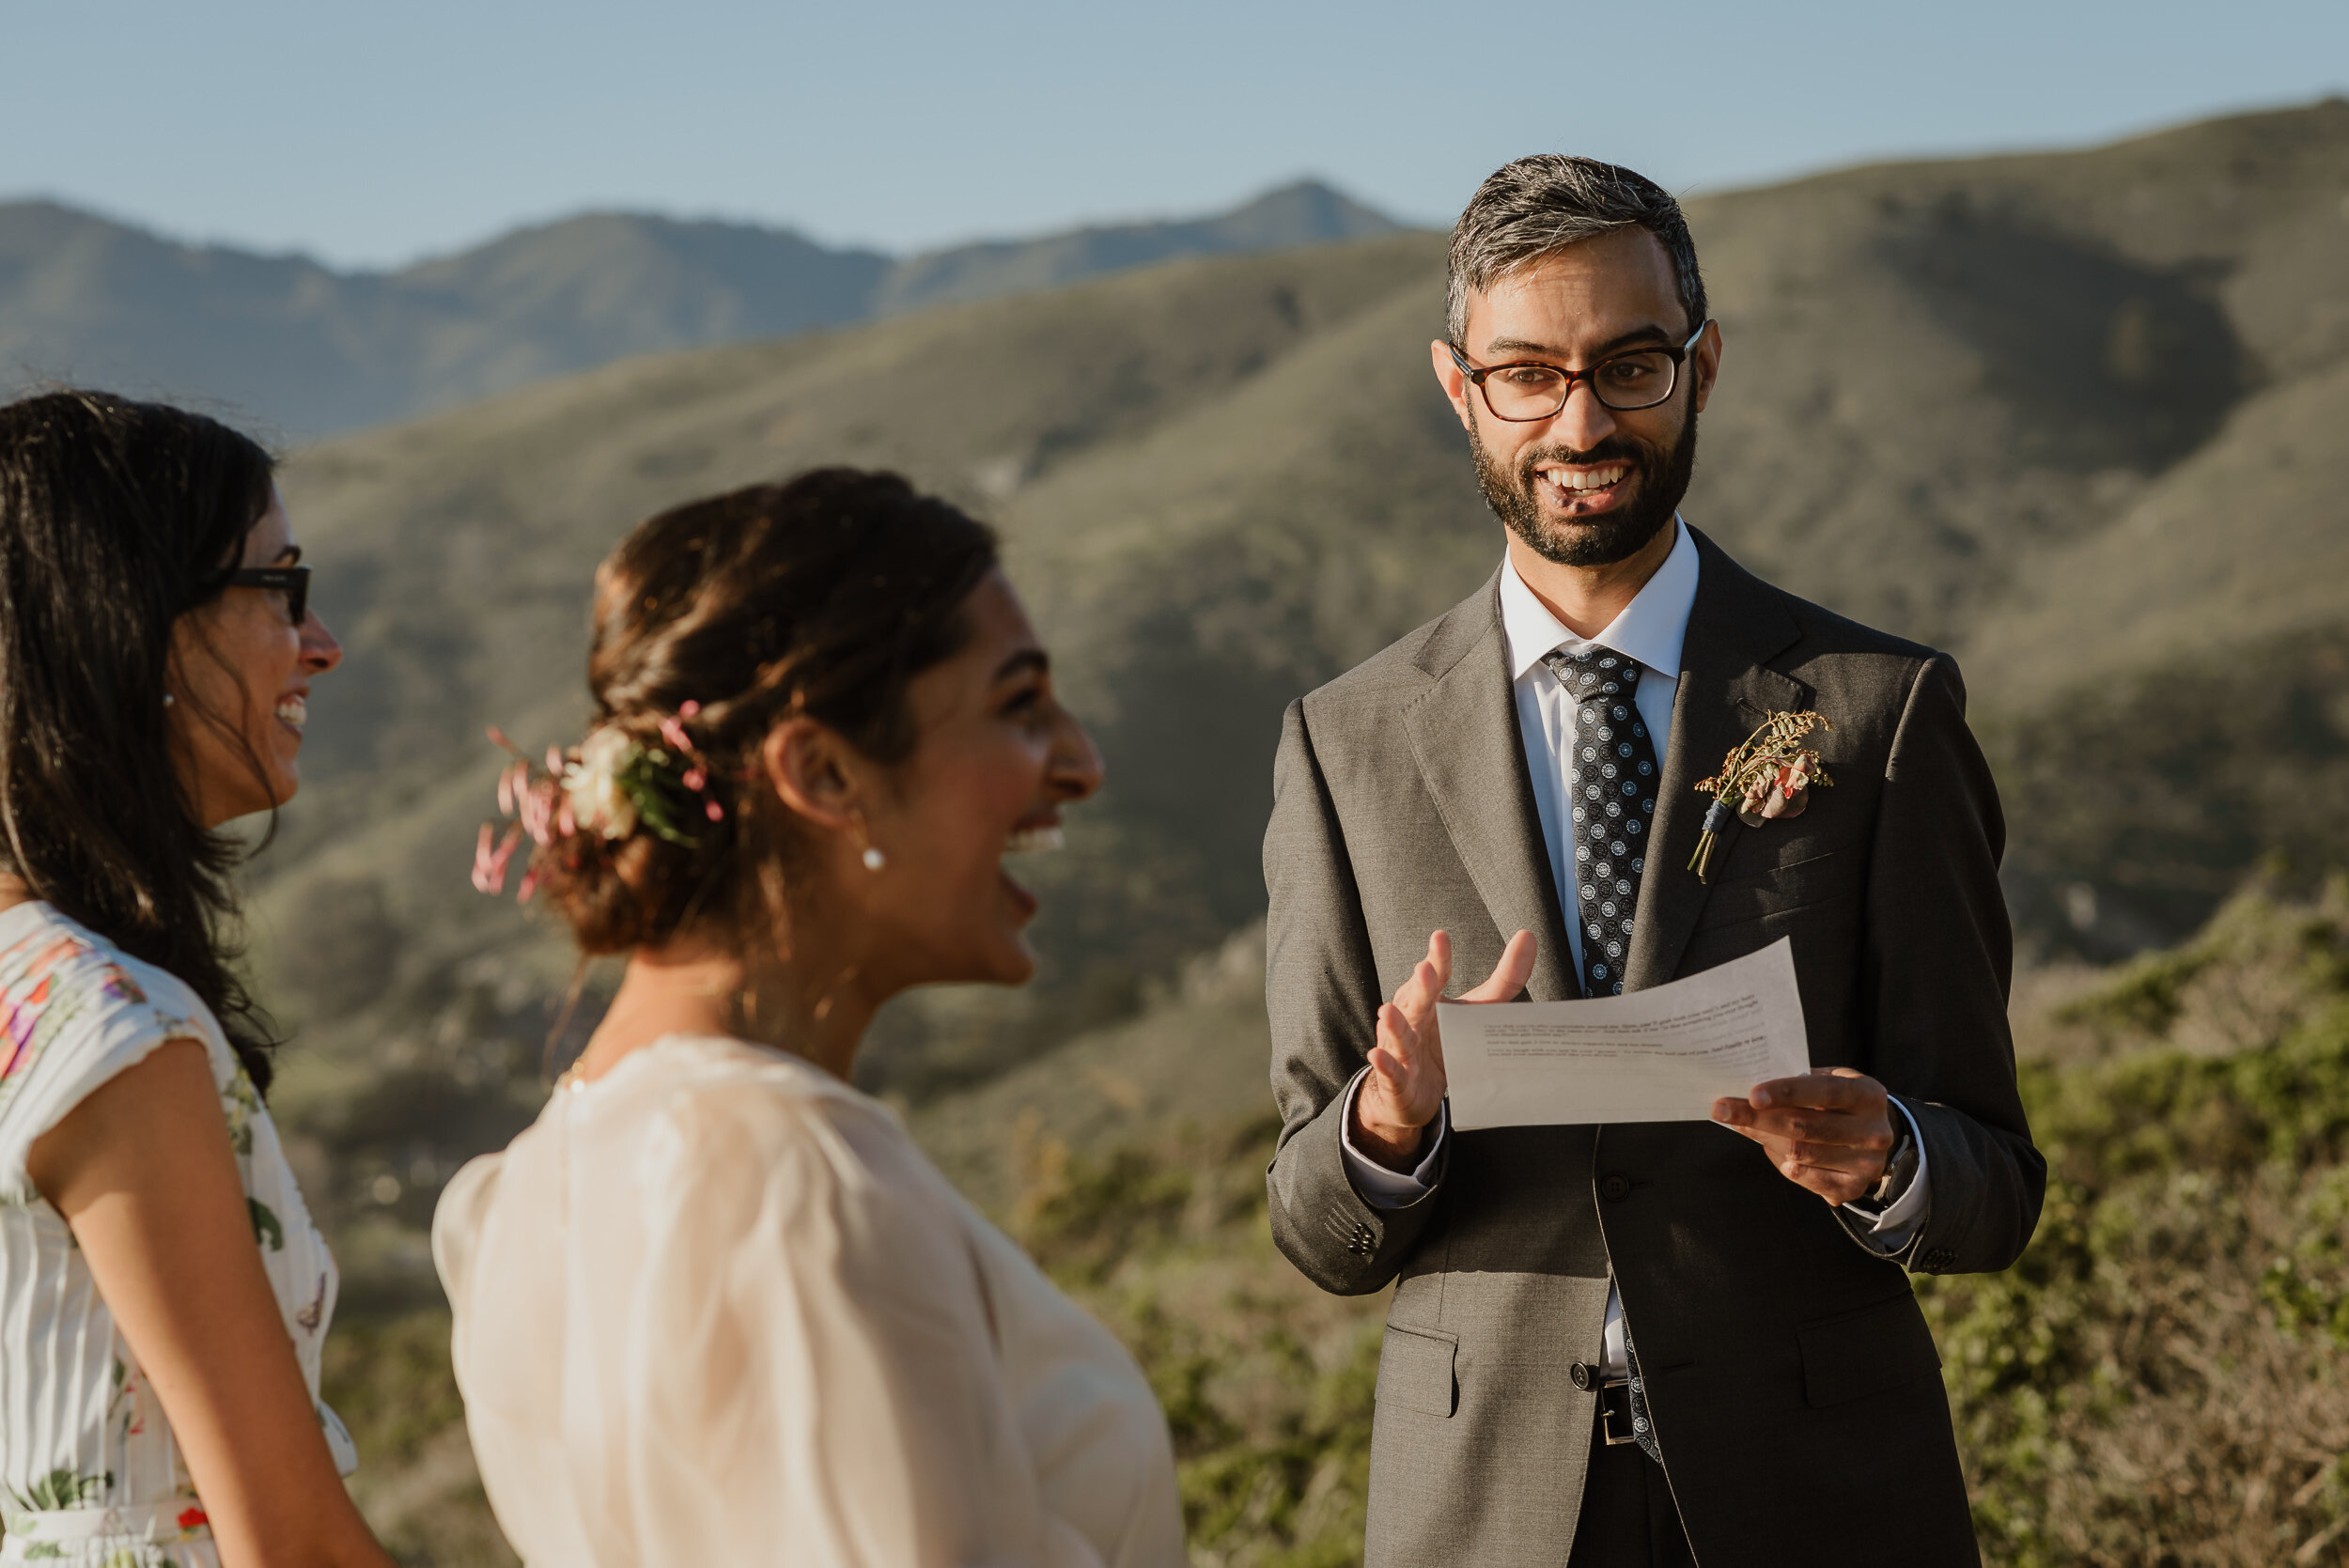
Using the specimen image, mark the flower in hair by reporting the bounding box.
[469,706,727,903]
[564,728,641,842]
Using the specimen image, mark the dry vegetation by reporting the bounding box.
[1922,879,2349,1566]
[322,882,2349,1565]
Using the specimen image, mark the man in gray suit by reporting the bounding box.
[1262,156,2044,1567]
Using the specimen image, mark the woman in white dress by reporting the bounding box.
[0,394,392,1564]
[434,469,1185,1566]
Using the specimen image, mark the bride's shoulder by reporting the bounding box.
[633,1033,885,1115]
[628,1035,923,1189]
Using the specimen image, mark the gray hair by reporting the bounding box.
[1445,156,1706,347]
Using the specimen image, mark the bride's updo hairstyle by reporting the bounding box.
[529,468,999,955]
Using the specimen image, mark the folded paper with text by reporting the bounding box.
[1436,938,1811,1128]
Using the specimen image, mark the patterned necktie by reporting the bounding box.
[1539,649,1661,1000]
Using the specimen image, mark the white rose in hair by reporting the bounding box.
[564,726,640,840]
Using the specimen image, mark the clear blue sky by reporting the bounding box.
[4,0,2343,269]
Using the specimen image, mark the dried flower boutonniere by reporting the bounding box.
[1687,710,1833,882]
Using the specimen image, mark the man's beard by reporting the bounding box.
[1470,410,1699,568]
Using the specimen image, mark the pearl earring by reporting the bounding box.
[862,846,886,872]
[162,693,175,708]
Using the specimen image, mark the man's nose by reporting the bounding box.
[1546,380,1619,454]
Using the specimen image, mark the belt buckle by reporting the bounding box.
[1597,1377,1638,1447]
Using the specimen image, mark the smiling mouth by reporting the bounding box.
[996,823,1062,922]
[1004,825,1065,855]
[273,695,307,732]
[1537,463,1630,503]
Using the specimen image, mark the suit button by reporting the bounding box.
[1600,1173,1632,1203]
[1570,1360,1595,1390]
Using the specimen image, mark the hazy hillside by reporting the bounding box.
[0,180,1397,434]
[162,99,2343,1565]
[210,99,2346,1386]
[257,93,2347,1022]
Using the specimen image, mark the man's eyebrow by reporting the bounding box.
[1484,324,1679,362]
[994,648,1049,681]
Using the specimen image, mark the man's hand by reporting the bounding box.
[1353,929,1538,1171]
[1711,1068,1895,1205]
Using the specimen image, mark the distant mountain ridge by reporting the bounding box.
[0,180,1401,435]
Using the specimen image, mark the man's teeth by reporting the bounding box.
[1004,826,1065,855]
[274,696,306,729]
[1548,466,1627,492]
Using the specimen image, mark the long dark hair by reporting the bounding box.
[0,391,285,1092]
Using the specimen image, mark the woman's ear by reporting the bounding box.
[759,717,863,832]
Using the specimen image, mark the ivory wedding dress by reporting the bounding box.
[432,1033,1186,1567]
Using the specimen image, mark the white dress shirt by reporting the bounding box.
[1339,518,1929,1377]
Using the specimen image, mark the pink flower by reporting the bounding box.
[520,780,559,846]
[472,824,522,894]
[677,701,701,720]
[681,768,706,792]
[660,716,692,753]
[495,757,531,818]
[705,800,724,822]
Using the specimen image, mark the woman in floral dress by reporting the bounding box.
[0,394,391,1566]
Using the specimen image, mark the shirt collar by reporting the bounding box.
[1499,516,1701,683]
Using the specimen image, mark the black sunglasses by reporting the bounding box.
[225,565,310,626]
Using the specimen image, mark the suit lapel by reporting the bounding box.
[1626,532,1809,991]
[1401,573,1578,1003]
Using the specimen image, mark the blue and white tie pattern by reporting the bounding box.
[1540,648,1660,1000]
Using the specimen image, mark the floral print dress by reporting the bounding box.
[0,903,353,1564]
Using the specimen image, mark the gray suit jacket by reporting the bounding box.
[1263,530,2042,1567]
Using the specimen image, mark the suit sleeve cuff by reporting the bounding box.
[1338,1065,1447,1207]
[1840,1096,1930,1250]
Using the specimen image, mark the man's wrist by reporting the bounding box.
[1869,1109,1918,1204]
[1350,1097,1429,1172]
